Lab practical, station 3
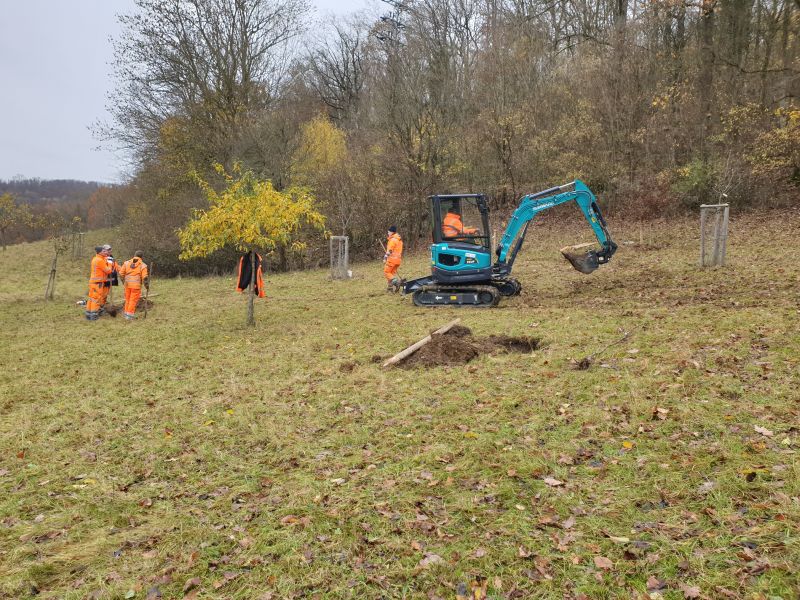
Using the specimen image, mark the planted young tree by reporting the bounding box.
[43,216,71,301]
[178,164,326,326]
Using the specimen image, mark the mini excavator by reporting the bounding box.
[402,180,617,307]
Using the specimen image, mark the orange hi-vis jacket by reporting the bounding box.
[118,257,149,289]
[86,253,114,319]
[442,212,477,237]
[386,232,403,265]
[236,252,265,298]
[89,253,113,285]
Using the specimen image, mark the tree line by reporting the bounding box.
[0,180,134,247]
[92,0,797,275]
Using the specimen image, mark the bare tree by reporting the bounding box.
[99,0,312,166]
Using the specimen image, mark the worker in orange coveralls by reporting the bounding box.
[117,251,150,320]
[442,206,478,238]
[85,245,114,320]
[383,225,403,292]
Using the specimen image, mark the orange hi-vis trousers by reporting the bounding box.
[86,254,112,320]
[384,261,400,282]
[123,287,141,320]
[86,284,106,319]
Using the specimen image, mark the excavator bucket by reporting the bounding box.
[560,243,600,274]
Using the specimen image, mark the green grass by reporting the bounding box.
[0,214,798,599]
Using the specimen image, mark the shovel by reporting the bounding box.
[560,242,600,274]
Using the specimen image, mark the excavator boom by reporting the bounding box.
[495,180,616,275]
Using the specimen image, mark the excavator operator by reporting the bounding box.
[442,206,478,238]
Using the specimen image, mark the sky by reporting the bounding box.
[0,0,373,184]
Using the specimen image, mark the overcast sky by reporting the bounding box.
[0,0,374,184]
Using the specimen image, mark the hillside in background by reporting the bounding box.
[0,179,103,206]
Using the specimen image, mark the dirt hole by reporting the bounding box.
[104,298,154,317]
[398,326,540,369]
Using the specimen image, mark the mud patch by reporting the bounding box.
[339,361,358,372]
[398,326,540,369]
[104,298,154,316]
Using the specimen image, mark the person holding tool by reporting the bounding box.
[117,251,150,320]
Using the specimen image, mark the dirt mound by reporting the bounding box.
[137,298,154,310]
[397,327,541,369]
[446,324,473,338]
[400,332,480,368]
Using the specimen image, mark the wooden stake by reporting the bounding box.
[382,318,461,368]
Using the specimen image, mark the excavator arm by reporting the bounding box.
[494,180,617,275]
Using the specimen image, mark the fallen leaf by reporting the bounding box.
[183,577,201,593]
[680,583,701,598]
[280,515,299,525]
[474,547,487,558]
[593,556,613,570]
[562,516,576,529]
[646,575,666,590]
[145,587,162,599]
[608,536,630,544]
[518,546,532,558]
[418,553,444,568]
[142,549,158,559]
[754,425,774,437]
[543,477,564,487]
[17,450,25,459]
[697,481,715,494]
[470,576,488,599]
[652,407,669,420]
[139,498,153,508]
[622,441,634,449]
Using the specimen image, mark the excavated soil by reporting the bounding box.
[398,326,540,369]
[104,299,154,317]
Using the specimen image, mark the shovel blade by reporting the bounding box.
[560,243,599,274]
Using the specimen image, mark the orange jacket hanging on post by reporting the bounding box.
[85,252,113,320]
[236,252,265,298]
[117,256,149,319]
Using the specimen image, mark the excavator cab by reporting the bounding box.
[429,194,493,284]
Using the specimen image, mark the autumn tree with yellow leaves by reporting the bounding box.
[178,164,326,326]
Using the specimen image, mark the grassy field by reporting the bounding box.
[0,211,798,599]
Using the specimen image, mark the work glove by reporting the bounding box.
[383,253,388,262]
